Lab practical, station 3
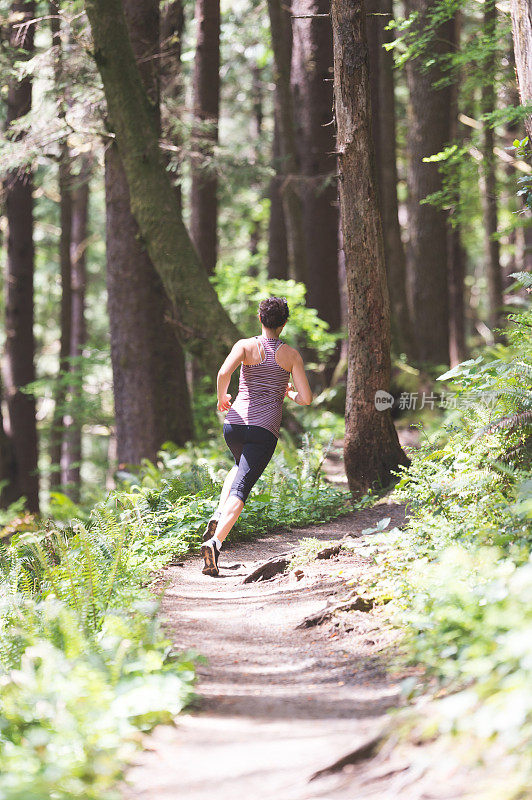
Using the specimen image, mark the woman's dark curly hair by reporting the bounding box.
[258,296,290,329]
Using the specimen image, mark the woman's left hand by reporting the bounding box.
[217,393,232,412]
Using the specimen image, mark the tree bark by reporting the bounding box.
[49,151,72,491]
[331,0,409,495]
[510,0,532,141]
[190,0,220,273]
[248,64,264,262]
[85,0,240,375]
[267,0,308,283]
[267,5,292,281]
[0,373,18,509]
[61,160,91,500]
[267,108,290,279]
[480,0,503,332]
[3,0,39,513]
[448,11,466,367]
[365,0,414,357]
[104,0,194,466]
[291,0,340,331]
[404,0,453,365]
[160,0,186,211]
[49,2,72,492]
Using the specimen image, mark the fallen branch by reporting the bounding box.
[296,596,375,628]
[316,544,341,559]
[243,556,290,583]
[309,734,384,781]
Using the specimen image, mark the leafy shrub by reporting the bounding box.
[112,434,354,571]
[0,504,198,798]
[363,298,532,795]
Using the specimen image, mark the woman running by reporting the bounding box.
[201,296,313,576]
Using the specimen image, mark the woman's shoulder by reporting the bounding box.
[276,341,301,370]
[231,336,258,352]
[279,341,301,359]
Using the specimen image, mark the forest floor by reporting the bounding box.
[121,433,475,800]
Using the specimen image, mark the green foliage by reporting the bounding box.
[112,434,353,571]
[359,304,532,793]
[0,499,198,797]
[214,263,340,367]
[387,0,528,327]
[0,431,351,797]
[512,138,532,210]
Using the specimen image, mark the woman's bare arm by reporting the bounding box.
[286,351,313,406]
[217,340,246,411]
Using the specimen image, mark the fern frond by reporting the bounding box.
[474,410,532,439]
[510,271,532,289]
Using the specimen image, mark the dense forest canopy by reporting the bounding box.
[0,0,530,511]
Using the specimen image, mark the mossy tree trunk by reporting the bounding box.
[85,0,240,376]
[331,0,409,495]
[105,0,194,466]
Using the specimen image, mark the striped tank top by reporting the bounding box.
[225,336,290,438]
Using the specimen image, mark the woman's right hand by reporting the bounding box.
[217,393,232,412]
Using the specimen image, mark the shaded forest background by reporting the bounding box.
[0,0,531,513]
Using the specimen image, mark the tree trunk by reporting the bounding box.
[61,161,91,500]
[405,0,453,365]
[105,0,194,466]
[331,0,409,495]
[291,0,340,331]
[267,111,290,279]
[0,374,18,509]
[448,225,467,366]
[190,0,220,274]
[85,0,240,375]
[160,0,186,211]
[510,0,532,141]
[249,64,264,261]
[366,0,414,358]
[267,6,292,281]
[49,3,72,492]
[267,0,308,283]
[448,11,466,367]
[3,0,39,513]
[49,151,72,491]
[481,0,503,332]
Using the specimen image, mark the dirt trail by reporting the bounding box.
[123,501,407,800]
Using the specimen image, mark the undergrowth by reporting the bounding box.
[0,434,351,798]
[358,287,532,796]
